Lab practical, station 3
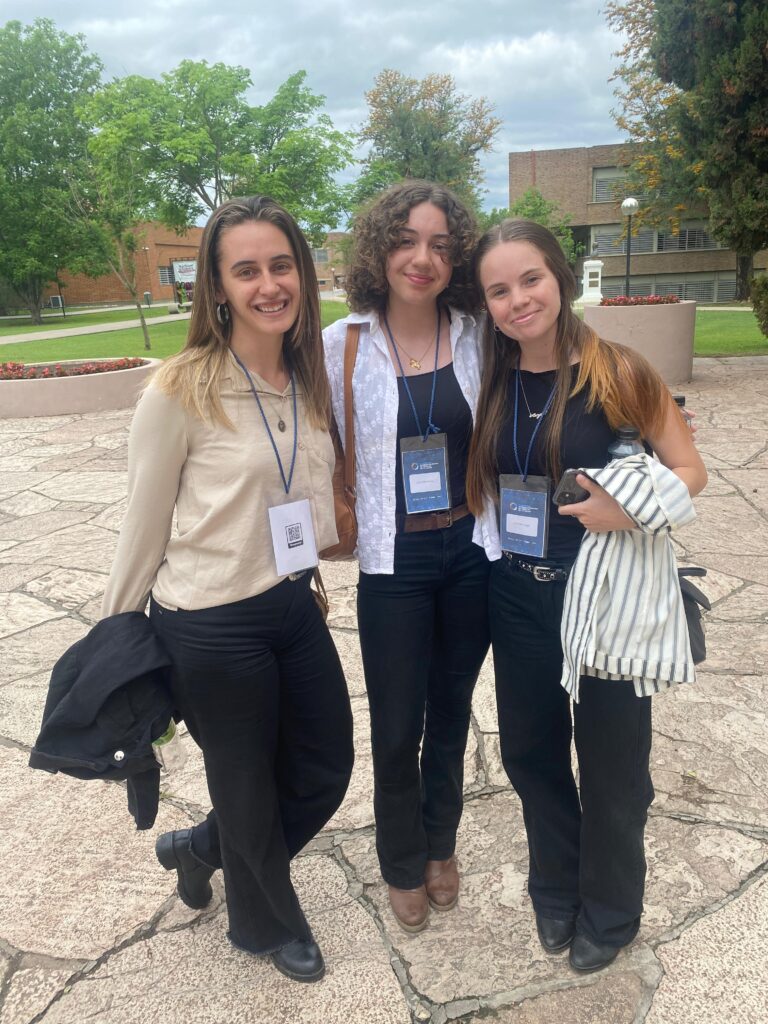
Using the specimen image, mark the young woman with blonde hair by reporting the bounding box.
[101,195,353,983]
[324,180,496,932]
[467,218,706,972]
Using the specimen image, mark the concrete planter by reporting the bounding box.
[0,358,161,419]
[583,300,696,384]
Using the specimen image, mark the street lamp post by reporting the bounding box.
[52,253,66,318]
[621,197,639,297]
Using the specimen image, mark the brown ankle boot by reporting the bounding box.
[388,884,429,933]
[424,856,459,911]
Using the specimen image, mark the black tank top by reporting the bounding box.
[496,366,619,561]
[394,362,473,515]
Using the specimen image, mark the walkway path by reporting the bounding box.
[0,356,767,1023]
[0,312,191,346]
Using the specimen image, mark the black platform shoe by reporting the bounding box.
[569,932,621,972]
[155,828,215,909]
[271,939,326,983]
[536,914,576,953]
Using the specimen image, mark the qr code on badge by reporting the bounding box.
[285,523,304,549]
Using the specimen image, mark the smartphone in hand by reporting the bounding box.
[552,469,590,506]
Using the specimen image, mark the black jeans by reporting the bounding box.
[490,556,654,948]
[149,574,353,955]
[357,514,491,889]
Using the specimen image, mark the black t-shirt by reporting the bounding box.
[394,362,473,515]
[496,365,618,561]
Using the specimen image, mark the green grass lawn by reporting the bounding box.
[0,300,351,363]
[0,305,181,337]
[693,309,767,356]
[0,302,764,364]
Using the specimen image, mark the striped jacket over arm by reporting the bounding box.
[560,454,697,702]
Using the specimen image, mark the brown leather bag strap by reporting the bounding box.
[343,324,361,495]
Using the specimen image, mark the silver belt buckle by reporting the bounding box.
[533,565,555,582]
[288,570,307,582]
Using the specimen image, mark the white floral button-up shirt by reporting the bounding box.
[323,307,496,574]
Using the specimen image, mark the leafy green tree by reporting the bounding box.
[238,72,353,244]
[358,69,501,209]
[0,19,103,322]
[606,0,768,298]
[652,0,768,297]
[477,190,583,264]
[88,65,351,243]
[74,83,177,350]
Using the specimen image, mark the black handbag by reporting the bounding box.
[678,567,711,665]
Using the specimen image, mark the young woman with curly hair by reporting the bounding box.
[324,180,496,933]
[467,218,706,972]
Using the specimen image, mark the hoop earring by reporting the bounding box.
[216,302,230,325]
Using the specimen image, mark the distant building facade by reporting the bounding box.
[509,143,768,302]
[44,222,204,308]
[43,224,350,309]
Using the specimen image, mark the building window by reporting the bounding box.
[591,225,655,256]
[592,168,628,203]
[715,276,737,302]
[311,248,328,264]
[682,279,715,303]
[158,266,174,285]
[657,223,722,252]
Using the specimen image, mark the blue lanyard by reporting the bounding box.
[384,310,441,442]
[231,351,298,495]
[512,369,557,481]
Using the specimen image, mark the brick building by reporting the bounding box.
[309,231,350,291]
[44,222,204,308]
[44,224,350,309]
[509,143,768,302]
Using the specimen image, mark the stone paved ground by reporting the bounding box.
[0,356,767,1024]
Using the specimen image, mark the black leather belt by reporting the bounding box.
[503,552,570,582]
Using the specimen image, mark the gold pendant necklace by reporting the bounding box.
[396,336,435,371]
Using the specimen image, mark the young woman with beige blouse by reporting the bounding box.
[101,196,353,983]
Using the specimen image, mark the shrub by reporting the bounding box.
[600,295,681,306]
[751,275,768,338]
[0,358,145,380]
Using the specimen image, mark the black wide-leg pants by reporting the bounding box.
[149,573,353,955]
[357,515,491,889]
[489,555,654,948]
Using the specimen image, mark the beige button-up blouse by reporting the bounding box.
[100,357,337,615]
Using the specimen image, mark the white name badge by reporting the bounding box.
[268,498,318,576]
[499,474,550,558]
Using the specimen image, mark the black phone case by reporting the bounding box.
[552,470,589,506]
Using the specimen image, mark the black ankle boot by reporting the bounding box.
[155,828,215,909]
[569,933,621,972]
[271,939,325,983]
[536,913,576,953]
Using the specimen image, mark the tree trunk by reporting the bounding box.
[133,297,152,351]
[19,276,44,324]
[736,252,754,301]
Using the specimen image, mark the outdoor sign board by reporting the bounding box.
[172,261,198,283]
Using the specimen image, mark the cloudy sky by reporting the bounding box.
[7,0,626,210]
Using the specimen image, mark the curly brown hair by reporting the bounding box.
[345,180,480,314]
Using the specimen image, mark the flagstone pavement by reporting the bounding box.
[0,355,767,1024]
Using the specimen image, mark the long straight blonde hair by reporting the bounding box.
[466,219,668,514]
[153,196,330,430]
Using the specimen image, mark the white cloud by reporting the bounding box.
[3,0,627,208]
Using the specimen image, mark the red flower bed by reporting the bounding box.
[600,295,681,306]
[0,358,145,380]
